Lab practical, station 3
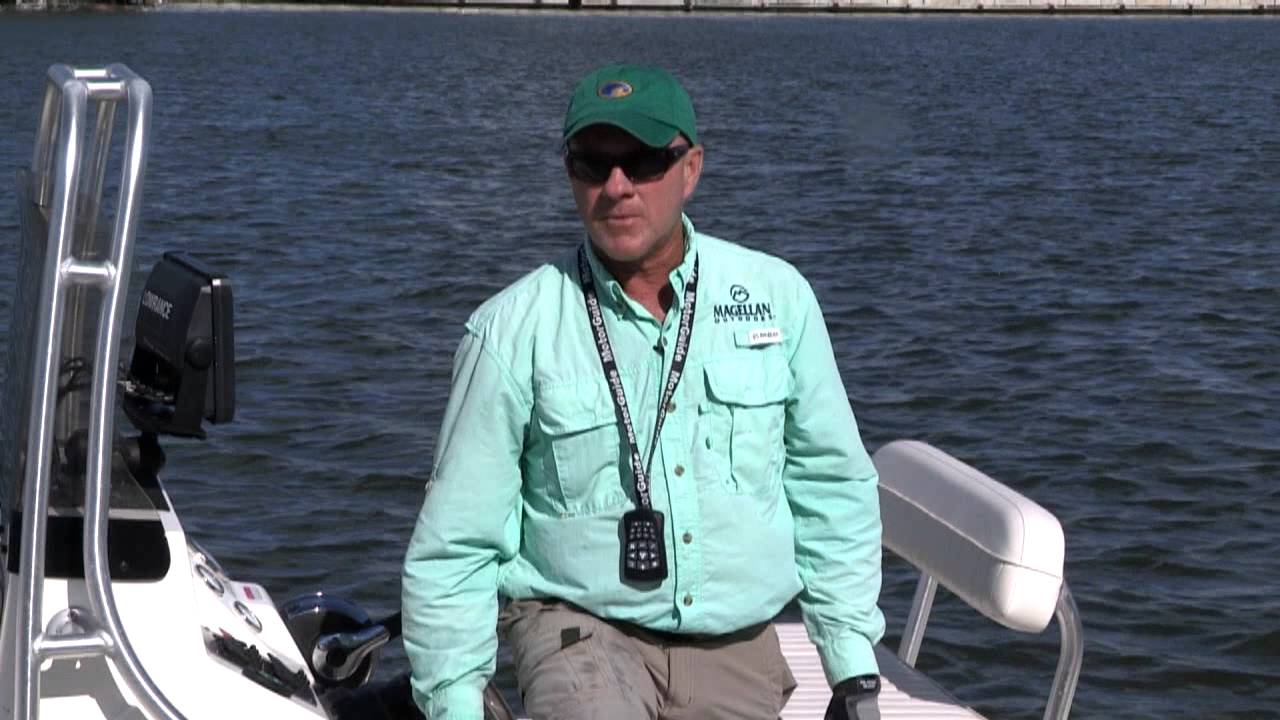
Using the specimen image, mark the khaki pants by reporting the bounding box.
[498,599,797,720]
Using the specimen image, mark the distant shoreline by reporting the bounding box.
[6,0,1279,13]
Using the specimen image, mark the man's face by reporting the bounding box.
[566,124,703,266]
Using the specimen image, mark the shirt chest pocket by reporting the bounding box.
[533,382,628,516]
[696,353,791,495]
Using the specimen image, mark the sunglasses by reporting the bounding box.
[564,144,691,185]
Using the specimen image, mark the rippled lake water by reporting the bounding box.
[1,10,1278,719]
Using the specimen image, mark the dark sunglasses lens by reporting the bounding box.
[624,151,675,182]
[567,146,687,184]
[567,154,611,184]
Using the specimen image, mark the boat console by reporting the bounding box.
[0,63,514,720]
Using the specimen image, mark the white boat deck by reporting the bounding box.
[776,623,984,720]
[501,621,984,720]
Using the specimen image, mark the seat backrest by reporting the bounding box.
[875,440,1064,633]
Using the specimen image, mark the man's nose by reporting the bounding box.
[601,165,635,197]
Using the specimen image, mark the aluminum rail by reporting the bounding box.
[1045,584,1083,720]
[892,572,1083,720]
[14,64,89,720]
[13,63,187,720]
[896,573,937,667]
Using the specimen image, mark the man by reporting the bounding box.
[403,64,884,720]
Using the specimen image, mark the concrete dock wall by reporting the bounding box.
[149,0,1280,11]
[383,0,1280,12]
[409,0,1279,11]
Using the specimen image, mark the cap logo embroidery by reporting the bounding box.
[598,81,633,99]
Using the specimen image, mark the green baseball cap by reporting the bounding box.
[563,64,698,148]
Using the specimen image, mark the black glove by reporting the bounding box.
[824,674,881,720]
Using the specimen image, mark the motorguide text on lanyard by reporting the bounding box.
[577,246,699,583]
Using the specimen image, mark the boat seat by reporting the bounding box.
[499,621,984,719]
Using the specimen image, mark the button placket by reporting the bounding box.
[666,427,702,624]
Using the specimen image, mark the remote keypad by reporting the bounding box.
[622,509,667,582]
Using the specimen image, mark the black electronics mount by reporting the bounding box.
[121,251,235,439]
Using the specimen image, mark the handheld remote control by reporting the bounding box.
[621,508,667,582]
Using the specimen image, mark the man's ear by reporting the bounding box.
[682,145,704,200]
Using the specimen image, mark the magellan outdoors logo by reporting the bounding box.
[714,284,774,324]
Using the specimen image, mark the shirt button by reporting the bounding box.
[704,436,712,449]
[666,401,677,413]
[682,532,693,544]
[674,465,685,477]
[682,594,693,607]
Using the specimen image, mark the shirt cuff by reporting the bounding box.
[417,679,487,720]
[815,631,880,687]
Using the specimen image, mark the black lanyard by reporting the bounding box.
[577,246,699,511]
[578,246,698,583]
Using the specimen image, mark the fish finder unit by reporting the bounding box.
[122,251,235,438]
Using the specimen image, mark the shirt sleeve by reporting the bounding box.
[402,324,528,719]
[781,278,886,686]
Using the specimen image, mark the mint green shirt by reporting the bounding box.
[403,217,884,719]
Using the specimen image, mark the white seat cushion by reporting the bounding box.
[876,440,1065,633]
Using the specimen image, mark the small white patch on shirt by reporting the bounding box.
[745,328,783,347]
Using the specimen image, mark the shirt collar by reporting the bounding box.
[582,214,699,315]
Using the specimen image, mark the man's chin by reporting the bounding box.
[590,233,653,265]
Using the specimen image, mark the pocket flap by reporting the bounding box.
[704,353,791,407]
[534,381,617,435]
